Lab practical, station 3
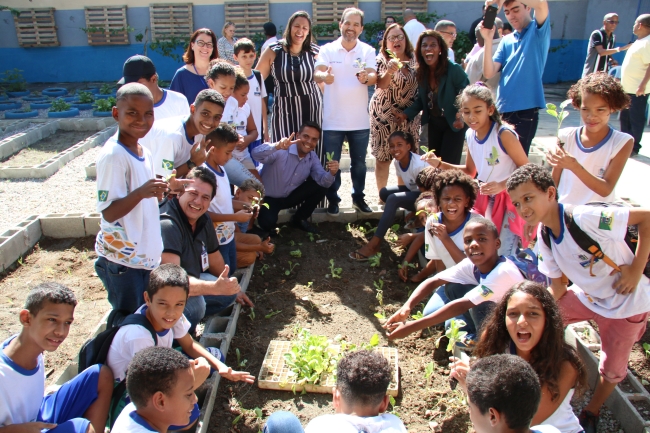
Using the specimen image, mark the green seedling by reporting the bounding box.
[384,49,403,68]
[289,240,295,246]
[644,342,650,359]
[436,319,468,353]
[388,395,399,416]
[251,194,269,209]
[285,261,299,275]
[77,91,94,103]
[546,99,572,145]
[362,333,380,350]
[364,222,378,234]
[49,98,71,112]
[398,262,416,270]
[369,253,381,268]
[307,232,320,242]
[374,312,386,320]
[326,151,335,162]
[276,224,287,237]
[248,308,256,321]
[99,83,113,95]
[232,414,242,425]
[92,96,116,112]
[328,259,342,278]
[353,59,367,70]
[390,223,400,232]
[484,145,500,182]
[306,281,313,289]
[373,279,385,306]
[289,249,302,258]
[346,223,353,232]
[259,264,270,275]
[411,310,425,321]
[265,310,282,319]
[235,348,248,367]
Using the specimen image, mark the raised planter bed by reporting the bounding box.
[48,108,80,118]
[0,102,22,111]
[30,101,53,110]
[94,93,116,100]
[4,109,38,119]
[76,88,99,95]
[70,102,94,111]
[61,96,78,102]
[6,90,29,98]
[92,110,112,118]
[42,87,68,97]
[22,95,49,102]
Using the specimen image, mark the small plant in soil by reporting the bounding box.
[307,232,320,242]
[276,225,287,237]
[328,259,342,278]
[93,97,116,112]
[282,328,341,393]
[264,310,282,319]
[306,281,313,289]
[424,361,435,381]
[248,308,256,321]
[436,319,468,392]
[373,279,385,319]
[284,260,299,275]
[643,342,650,359]
[289,249,302,258]
[411,310,424,320]
[259,264,270,275]
[1,68,26,92]
[77,91,95,103]
[364,222,378,234]
[235,348,248,367]
[546,99,572,146]
[99,83,114,95]
[49,98,72,112]
[398,261,416,271]
[369,252,381,268]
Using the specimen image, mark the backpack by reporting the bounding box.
[77,309,158,426]
[507,248,552,286]
[540,202,650,278]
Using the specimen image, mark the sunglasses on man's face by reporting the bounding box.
[606,20,619,24]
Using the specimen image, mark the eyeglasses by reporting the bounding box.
[438,30,457,38]
[387,34,405,42]
[195,40,214,49]
[605,20,619,24]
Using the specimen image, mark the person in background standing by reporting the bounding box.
[218,21,238,65]
[435,20,458,63]
[620,14,650,156]
[403,9,426,50]
[582,13,631,77]
[376,16,396,46]
[170,28,218,105]
[466,19,503,93]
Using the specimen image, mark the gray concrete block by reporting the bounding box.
[40,213,87,238]
[0,122,56,160]
[57,117,117,131]
[14,215,42,249]
[84,213,101,236]
[0,215,42,271]
[85,163,96,178]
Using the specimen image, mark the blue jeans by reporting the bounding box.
[423,284,476,335]
[219,240,237,277]
[183,273,238,334]
[94,257,150,313]
[620,93,649,153]
[323,129,369,203]
[264,411,304,433]
[502,108,540,156]
[376,185,419,238]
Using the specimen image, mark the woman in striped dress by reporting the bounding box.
[257,11,324,149]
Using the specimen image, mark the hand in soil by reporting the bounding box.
[395,233,415,249]
[218,365,256,383]
[612,264,642,295]
[136,178,169,200]
[192,357,211,388]
[398,264,409,282]
[449,356,469,393]
[236,292,254,307]
[215,265,241,296]
[384,320,413,340]
[384,306,411,330]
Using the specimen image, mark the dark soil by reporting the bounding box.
[207,222,471,433]
[0,236,110,383]
[628,324,650,394]
[1,130,94,167]
[631,398,650,421]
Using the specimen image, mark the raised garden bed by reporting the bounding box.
[42,87,68,97]
[5,109,38,119]
[6,90,29,98]
[1,129,94,167]
[48,108,80,118]
[0,102,22,111]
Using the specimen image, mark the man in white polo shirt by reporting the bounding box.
[315,8,377,215]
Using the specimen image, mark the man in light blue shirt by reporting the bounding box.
[480,0,550,155]
[251,122,339,234]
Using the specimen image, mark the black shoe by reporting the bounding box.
[353,199,373,214]
[578,410,599,433]
[291,217,320,234]
[327,201,339,215]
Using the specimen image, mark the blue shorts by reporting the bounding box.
[38,364,102,433]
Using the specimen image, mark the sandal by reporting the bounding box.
[348,251,370,261]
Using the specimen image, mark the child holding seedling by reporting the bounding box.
[451,282,586,433]
[385,217,524,342]
[397,194,438,281]
[506,163,650,432]
[423,83,529,256]
[546,73,633,205]
[349,131,438,261]
[233,179,275,268]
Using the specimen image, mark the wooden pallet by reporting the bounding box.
[84,6,129,46]
[149,3,193,41]
[312,0,358,27]
[13,8,59,47]
[224,1,269,39]
[258,340,399,396]
[381,0,428,20]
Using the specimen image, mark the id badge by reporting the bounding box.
[201,243,209,271]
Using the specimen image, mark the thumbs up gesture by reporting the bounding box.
[214,265,241,295]
[324,66,335,85]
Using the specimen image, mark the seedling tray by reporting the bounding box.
[258,340,399,396]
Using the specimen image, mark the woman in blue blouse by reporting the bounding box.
[170,28,218,104]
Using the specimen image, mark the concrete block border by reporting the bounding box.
[0,119,116,179]
[566,322,650,432]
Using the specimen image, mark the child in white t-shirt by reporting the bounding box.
[425,83,529,255]
[546,73,634,205]
[385,217,524,341]
[228,71,261,180]
[507,163,650,431]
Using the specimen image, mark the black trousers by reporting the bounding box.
[428,116,467,164]
[257,177,328,231]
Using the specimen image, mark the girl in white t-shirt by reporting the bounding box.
[349,131,436,261]
[451,281,586,433]
[547,73,633,205]
[423,83,529,255]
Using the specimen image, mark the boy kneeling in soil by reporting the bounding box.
[112,347,197,433]
[0,282,114,433]
[263,350,406,433]
[466,354,560,433]
[507,163,650,432]
[384,217,524,343]
[106,264,254,425]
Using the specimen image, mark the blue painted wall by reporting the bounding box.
[0,1,644,84]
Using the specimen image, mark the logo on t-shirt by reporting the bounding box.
[98,190,109,202]
[597,167,606,178]
[162,159,173,171]
[598,211,614,231]
[486,146,500,166]
[479,285,494,299]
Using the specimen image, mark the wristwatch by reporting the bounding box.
[186,160,197,170]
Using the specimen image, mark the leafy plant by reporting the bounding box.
[484,145,500,182]
[385,49,403,68]
[373,279,384,305]
[546,99,572,143]
[276,225,286,237]
[436,319,468,352]
[411,310,425,321]
[49,98,72,112]
[1,68,26,92]
[388,395,399,416]
[325,151,335,162]
[424,361,435,380]
[289,240,295,247]
[328,259,342,279]
[306,281,313,289]
[265,310,282,319]
[289,249,302,258]
[77,91,94,103]
[92,96,116,112]
[99,83,114,95]
[307,232,320,242]
[643,342,650,359]
[391,223,400,232]
[259,264,270,275]
[368,253,381,268]
[248,308,256,321]
[453,30,473,63]
[148,36,191,62]
[374,312,386,320]
[364,222,378,234]
[353,59,367,70]
[398,261,416,271]
[362,333,380,350]
[235,348,248,367]
[284,260,299,276]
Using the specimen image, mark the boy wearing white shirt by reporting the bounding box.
[507,163,650,432]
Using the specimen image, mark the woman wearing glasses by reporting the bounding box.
[170,28,219,104]
[369,23,420,194]
[218,21,239,65]
[257,11,324,143]
[396,30,468,165]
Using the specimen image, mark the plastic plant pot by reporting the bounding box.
[5,109,38,119]
[22,95,48,102]
[6,90,29,98]
[95,93,116,100]
[42,87,68,97]
[48,107,80,118]
[30,101,53,110]
[92,110,113,117]
[71,102,94,110]
[0,95,8,102]
[0,102,22,111]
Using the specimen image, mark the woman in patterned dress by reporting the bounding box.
[217,21,238,65]
[257,11,324,150]
[369,23,420,195]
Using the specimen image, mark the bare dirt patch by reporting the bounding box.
[207,222,472,433]
[0,236,110,383]
[1,130,94,167]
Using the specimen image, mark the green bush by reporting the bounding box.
[93,96,116,112]
[99,83,114,95]
[49,98,72,112]
[453,30,473,64]
[77,91,95,103]
[1,68,27,92]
